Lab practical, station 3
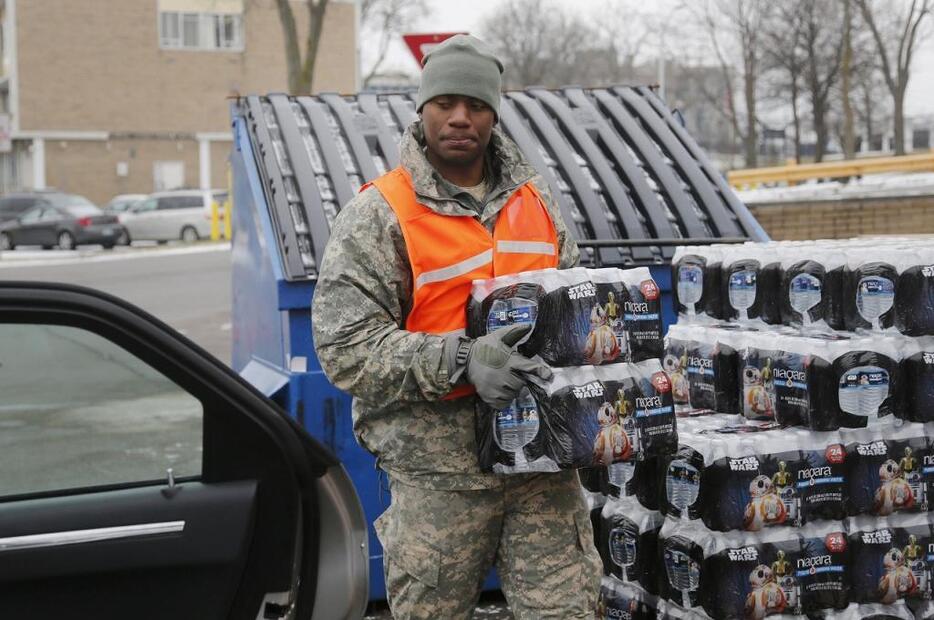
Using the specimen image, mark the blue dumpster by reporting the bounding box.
[228,87,767,600]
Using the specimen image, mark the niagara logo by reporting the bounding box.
[861,530,893,544]
[797,555,832,569]
[573,381,605,399]
[856,441,887,456]
[689,356,713,369]
[727,547,759,561]
[624,301,649,313]
[635,395,663,409]
[567,282,596,300]
[773,367,806,383]
[729,456,760,472]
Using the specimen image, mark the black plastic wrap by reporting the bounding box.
[600,495,665,592]
[781,259,829,328]
[722,258,766,322]
[479,361,677,473]
[665,324,740,416]
[466,281,546,338]
[467,267,663,366]
[899,344,934,423]
[845,428,934,518]
[895,265,934,336]
[844,262,898,332]
[848,513,934,606]
[659,418,846,532]
[810,347,900,431]
[597,577,659,619]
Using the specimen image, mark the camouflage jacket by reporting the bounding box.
[312,121,579,490]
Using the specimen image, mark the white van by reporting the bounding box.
[120,189,224,243]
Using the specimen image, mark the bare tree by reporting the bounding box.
[275,0,330,95]
[481,0,595,89]
[761,1,807,163]
[856,0,932,154]
[360,0,430,86]
[841,0,857,159]
[687,0,766,168]
[801,0,845,162]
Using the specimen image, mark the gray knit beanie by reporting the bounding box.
[416,34,504,117]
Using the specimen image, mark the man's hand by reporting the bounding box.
[465,324,552,410]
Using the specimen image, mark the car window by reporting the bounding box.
[40,208,63,221]
[0,197,37,214]
[0,323,203,497]
[18,207,44,223]
[64,205,102,218]
[44,193,95,208]
[135,198,158,212]
[158,196,202,210]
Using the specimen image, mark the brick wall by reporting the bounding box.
[44,137,214,205]
[748,196,934,240]
[17,0,357,133]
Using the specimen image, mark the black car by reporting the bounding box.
[0,197,125,250]
[0,282,368,619]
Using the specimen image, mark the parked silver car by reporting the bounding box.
[120,190,224,243]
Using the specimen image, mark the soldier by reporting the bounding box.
[312,35,600,619]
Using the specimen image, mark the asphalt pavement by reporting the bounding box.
[0,242,233,364]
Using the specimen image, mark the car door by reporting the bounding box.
[156,196,181,241]
[125,197,159,240]
[0,282,368,620]
[11,206,45,245]
[34,206,67,247]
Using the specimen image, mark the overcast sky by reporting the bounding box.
[362,0,934,118]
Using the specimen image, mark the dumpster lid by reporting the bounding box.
[235,87,762,281]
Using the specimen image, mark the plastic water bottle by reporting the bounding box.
[494,387,539,470]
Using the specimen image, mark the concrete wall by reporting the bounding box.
[749,196,934,240]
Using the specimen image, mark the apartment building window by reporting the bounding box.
[159,11,243,51]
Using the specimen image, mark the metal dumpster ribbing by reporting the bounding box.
[237,87,765,281]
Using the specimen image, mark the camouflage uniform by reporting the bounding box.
[312,120,601,619]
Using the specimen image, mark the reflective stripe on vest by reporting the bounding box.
[370,166,559,399]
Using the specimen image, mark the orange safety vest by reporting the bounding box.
[369,166,559,399]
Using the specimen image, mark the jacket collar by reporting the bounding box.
[398,120,537,219]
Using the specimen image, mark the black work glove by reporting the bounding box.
[451,324,552,410]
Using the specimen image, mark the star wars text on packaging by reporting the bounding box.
[848,513,934,606]
[600,494,665,592]
[466,266,663,366]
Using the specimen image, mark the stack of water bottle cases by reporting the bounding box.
[588,238,934,620]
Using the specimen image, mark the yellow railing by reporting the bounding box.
[728,151,934,188]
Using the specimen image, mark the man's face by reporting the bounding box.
[421,95,494,168]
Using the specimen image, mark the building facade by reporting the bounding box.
[0,0,357,204]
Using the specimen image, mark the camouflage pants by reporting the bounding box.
[374,469,601,620]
